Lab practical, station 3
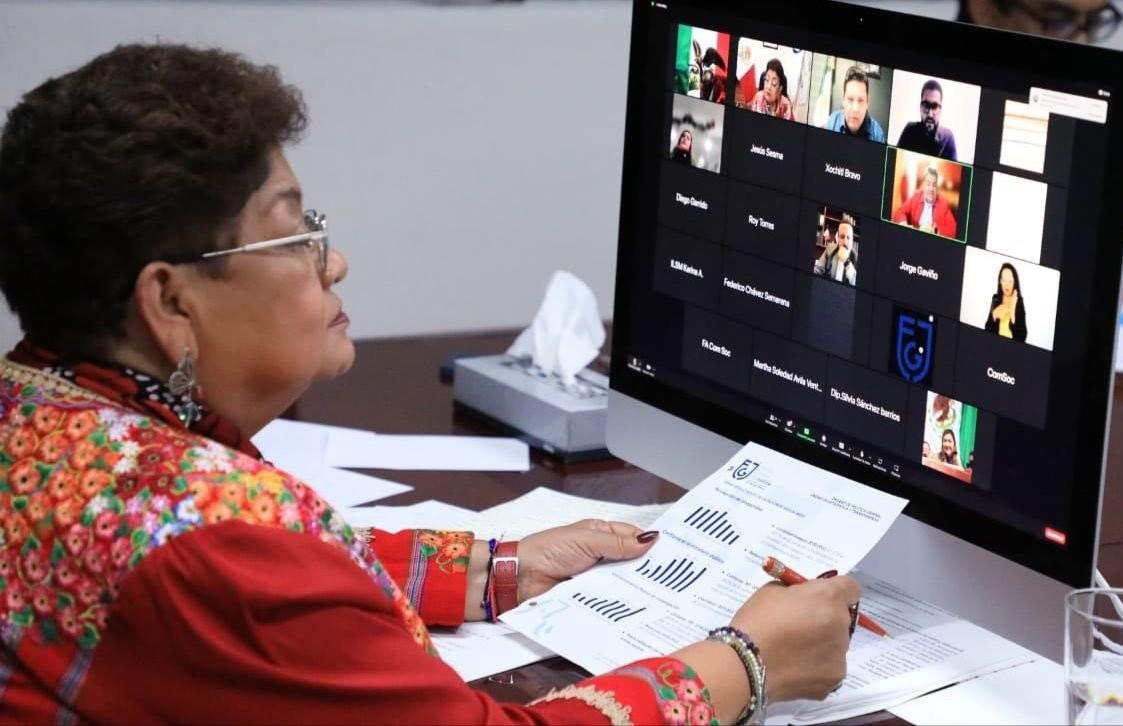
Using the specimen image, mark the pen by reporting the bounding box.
[761,556,889,638]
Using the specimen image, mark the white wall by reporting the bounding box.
[2,0,1119,354]
[0,0,634,351]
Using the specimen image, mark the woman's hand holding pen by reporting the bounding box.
[731,576,861,702]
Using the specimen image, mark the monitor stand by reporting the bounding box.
[607,390,1078,661]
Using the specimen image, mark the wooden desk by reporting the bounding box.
[291,330,1123,712]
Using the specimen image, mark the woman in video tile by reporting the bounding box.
[984,262,1027,341]
[938,429,961,465]
[670,129,694,164]
[750,59,795,121]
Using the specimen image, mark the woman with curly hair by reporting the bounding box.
[0,44,858,723]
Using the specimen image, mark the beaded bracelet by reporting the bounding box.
[707,626,767,725]
[480,538,499,622]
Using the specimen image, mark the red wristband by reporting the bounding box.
[491,540,519,617]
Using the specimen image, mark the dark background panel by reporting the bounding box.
[749,330,829,423]
[726,109,808,195]
[658,161,729,243]
[874,223,966,319]
[653,226,723,310]
[719,249,796,337]
[725,180,802,265]
[682,305,755,393]
[802,127,887,216]
[825,358,910,454]
[791,275,873,365]
[954,325,1052,429]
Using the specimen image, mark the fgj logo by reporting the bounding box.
[731,459,759,480]
[892,307,935,385]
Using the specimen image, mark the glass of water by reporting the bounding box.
[1067,588,1123,724]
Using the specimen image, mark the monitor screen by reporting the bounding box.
[611,0,1123,586]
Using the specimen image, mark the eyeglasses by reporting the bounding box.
[997,0,1122,41]
[189,209,330,278]
[762,75,782,89]
[920,100,942,111]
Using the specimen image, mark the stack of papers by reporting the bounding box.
[501,442,1038,723]
[251,419,413,510]
[339,487,670,539]
[766,574,1038,724]
[887,658,1064,725]
[325,431,529,472]
[253,419,532,510]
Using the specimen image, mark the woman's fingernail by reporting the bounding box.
[637,530,659,543]
[816,569,838,579]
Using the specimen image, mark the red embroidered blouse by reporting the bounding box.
[0,349,718,725]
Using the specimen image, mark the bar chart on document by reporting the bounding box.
[683,505,741,544]
[500,443,908,675]
[571,593,647,622]
[635,556,708,592]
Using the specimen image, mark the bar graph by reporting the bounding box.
[634,557,708,593]
[571,592,647,622]
[682,505,740,544]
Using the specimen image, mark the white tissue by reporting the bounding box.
[507,270,606,384]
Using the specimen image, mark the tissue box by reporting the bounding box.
[452,354,609,461]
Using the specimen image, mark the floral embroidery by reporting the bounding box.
[610,659,718,726]
[0,372,436,657]
[416,530,472,574]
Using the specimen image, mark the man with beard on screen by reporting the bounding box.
[896,79,959,160]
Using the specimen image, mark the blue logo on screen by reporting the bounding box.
[895,312,935,384]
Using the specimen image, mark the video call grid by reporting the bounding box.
[667,93,1067,279]
[654,26,1078,475]
[634,12,1114,555]
[654,208,1053,436]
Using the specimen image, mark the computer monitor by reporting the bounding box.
[607,0,1123,661]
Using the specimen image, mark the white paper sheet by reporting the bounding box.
[251,419,413,510]
[469,487,670,540]
[887,658,1064,725]
[252,418,332,473]
[430,621,555,682]
[326,431,530,472]
[305,467,412,512]
[772,571,1038,724]
[341,500,479,532]
[501,442,908,675]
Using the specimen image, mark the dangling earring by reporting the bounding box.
[167,347,201,427]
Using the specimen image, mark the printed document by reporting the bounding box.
[770,571,1037,724]
[887,658,1063,726]
[501,442,908,674]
